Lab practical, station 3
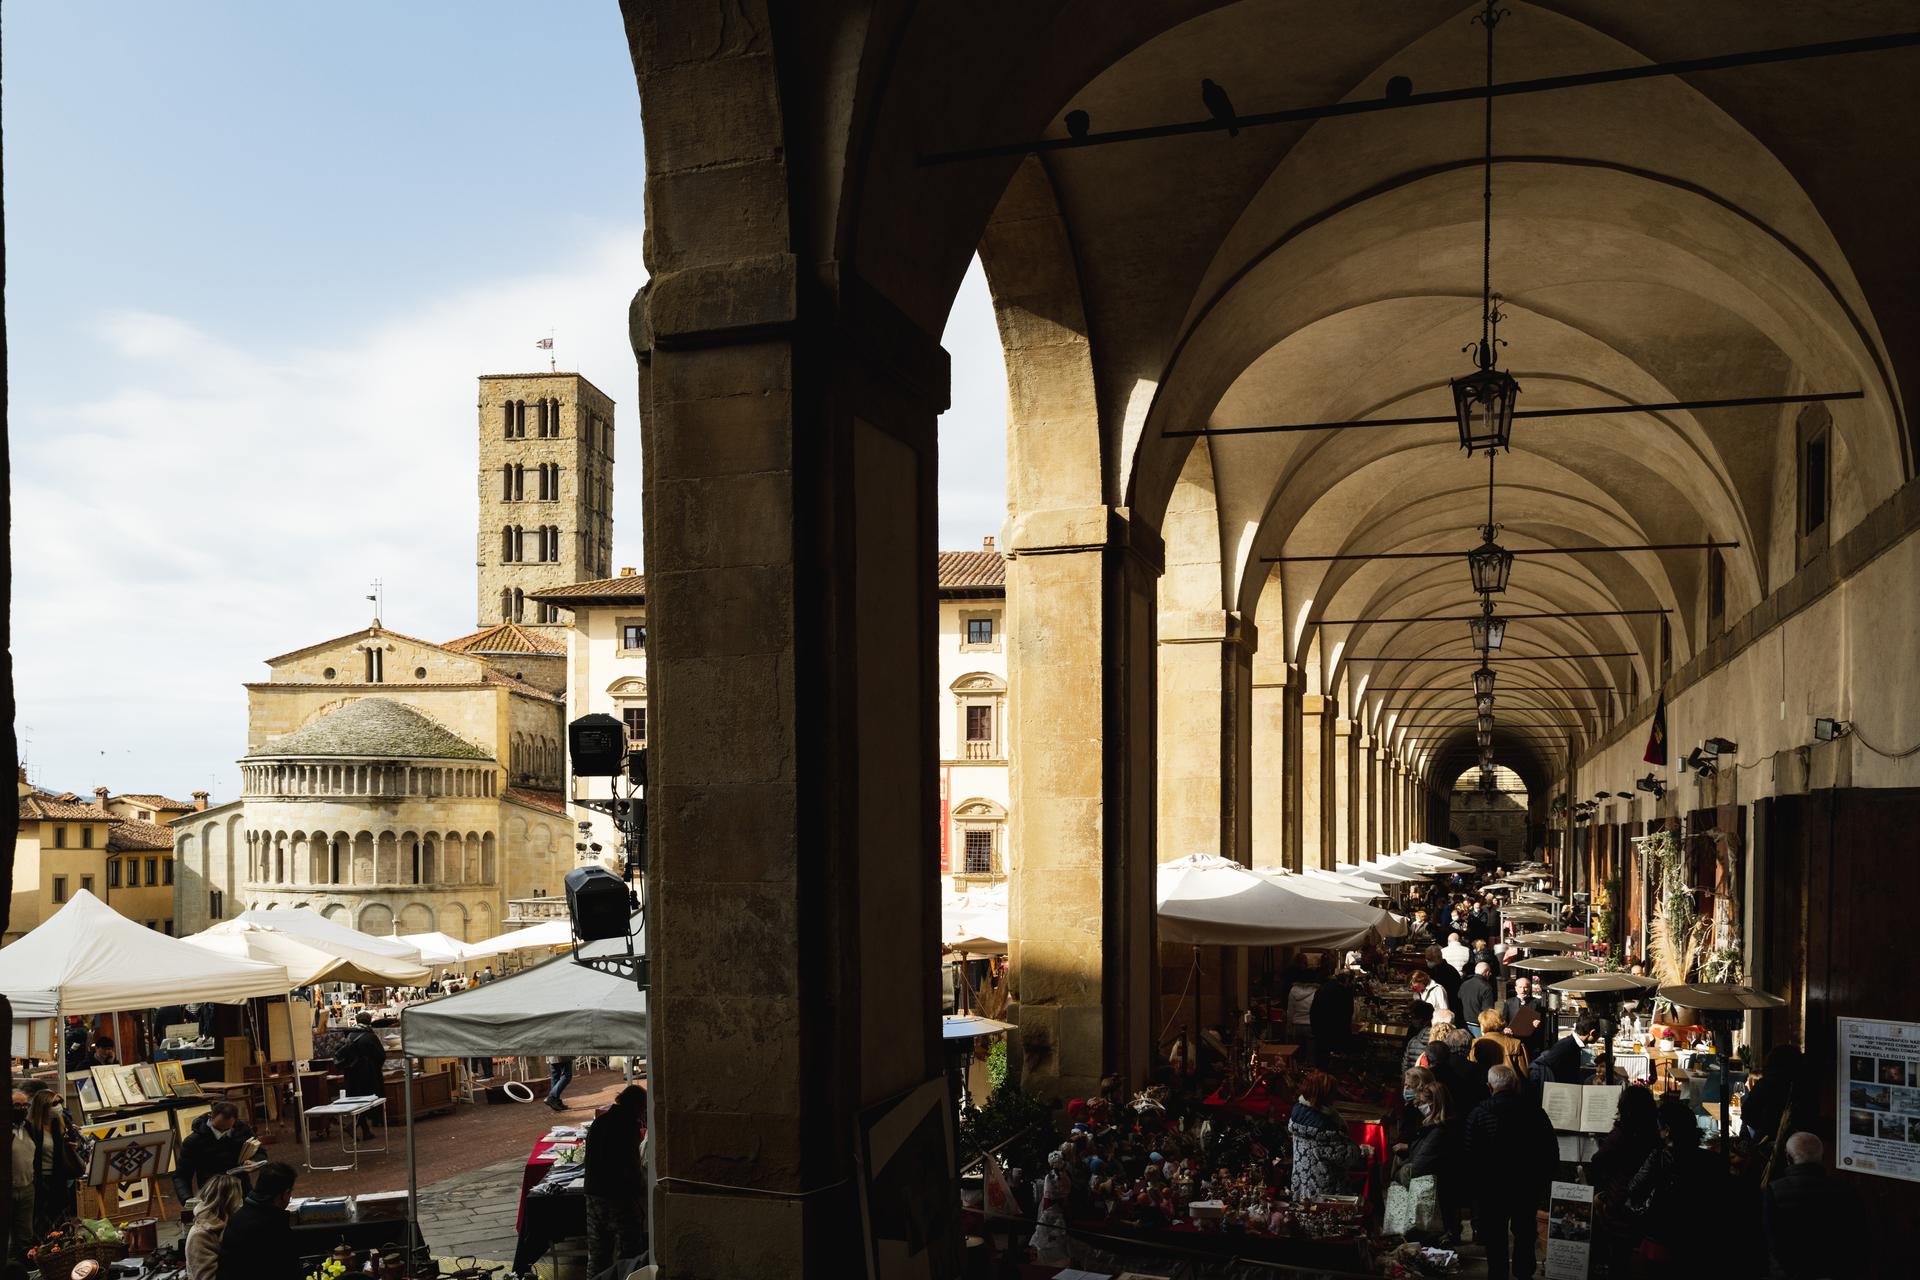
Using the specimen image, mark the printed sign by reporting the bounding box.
[1543,1179,1593,1279]
[1837,1016,1920,1183]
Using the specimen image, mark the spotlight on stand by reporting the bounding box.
[1635,773,1666,800]
[1614,792,1634,800]
[1683,747,1717,778]
[568,713,626,778]
[564,864,633,943]
[1813,717,1851,743]
[1592,791,1609,801]
[1703,737,1738,757]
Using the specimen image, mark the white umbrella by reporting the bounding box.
[1392,848,1477,874]
[1157,855,1375,948]
[1300,868,1388,901]
[1255,870,1405,938]
[1337,862,1419,885]
[185,926,426,987]
[462,918,577,959]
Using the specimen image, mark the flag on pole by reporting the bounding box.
[535,337,554,350]
[980,1150,1020,1219]
[1642,691,1668,766]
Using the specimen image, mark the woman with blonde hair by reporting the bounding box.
[185,1173,244,1280]
[1473,1006,1530,1073]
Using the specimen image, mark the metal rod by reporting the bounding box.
[1322,607,1668,623]
[1166,390,1862,438]
[1365,684,1611,691]
[919,35,1920,164]
[1355,652,1633,661]
[1267,540,1737,563]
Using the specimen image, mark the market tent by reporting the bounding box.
[462,918,577,959]
[941,884,1008,957]
[1157,855,1374,948]
[204,908,426,972]
[400,918,646,1057]
[1336,862,1420,885]
[398,932,476,967]
[184,925,424,987]
[1391,847,1477,874]
[1256,871,1406,938]
[0,891,292,1019]
[1453,844,1498,860]
[1301,869,1387,901]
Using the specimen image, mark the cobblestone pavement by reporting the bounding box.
[417,1152,530,1270]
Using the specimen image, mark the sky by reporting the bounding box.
[5,2,1007,803]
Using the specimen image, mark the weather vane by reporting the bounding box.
[366,578,384,625]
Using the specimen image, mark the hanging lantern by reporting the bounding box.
[1479,747,1495,768]
[1466,525,1514,593]
[1478,767,1496,791]
[1476,711,1493,735]
[1469,602,1506,652]
[1477,728,1493,749]
[1451,356,1519,455]
[1473,665,1496,699]
[1475,691,1495,714]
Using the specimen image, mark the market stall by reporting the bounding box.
[401,916,649,1273]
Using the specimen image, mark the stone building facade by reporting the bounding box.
[476,372,617,626]
[169,623,571,940]
[937,543,1010,887]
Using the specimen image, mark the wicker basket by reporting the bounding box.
[30,1220,129,1280]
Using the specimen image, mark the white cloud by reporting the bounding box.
[11,234,1011,802]
[10,228,650,801]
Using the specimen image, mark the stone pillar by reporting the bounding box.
[1359,737,1378,860]
[1300,695,1334,870]
[1157,611,1255,864]
[1250,649,1291,871]
[1387,759,1402,850]
[1282,668,1305,870]
[1332,718,1354,864]
[635,192,949,1275]
[1007,507,1162,1102]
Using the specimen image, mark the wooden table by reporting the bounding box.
[200,1081,261,1126]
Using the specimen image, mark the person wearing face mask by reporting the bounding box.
[9,1091,35,1266]
[25,1090,82,1237]
[1393,1067,1438,1150]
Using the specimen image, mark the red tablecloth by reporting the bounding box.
[516,1134,572,1231]
[1202,1087,1390,1206]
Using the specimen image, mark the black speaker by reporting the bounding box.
[565,865,631,942]
[568,713,625,777]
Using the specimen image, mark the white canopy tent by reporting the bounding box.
[461,918,577,960]
[1301,868,1389,901]
[1336,862,1420,885]
[202,908,427,979]
[184,926,425,988]
[397,932,477,968]
[2,891,293,1020]
[1391,847,1478,874]
[940,884,1009,958]
[1255,870,1407,938]
[1157,855,1376,948]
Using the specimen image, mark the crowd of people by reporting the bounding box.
[981,871,1876,1279]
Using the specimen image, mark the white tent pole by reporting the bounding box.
[282,994,311,1172]
[404,1050,418,1266]
[54,992,66,1110]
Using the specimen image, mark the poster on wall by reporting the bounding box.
[1837,1016,1920,1183]
[1542,1180,1594,1279]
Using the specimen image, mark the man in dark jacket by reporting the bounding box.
[334,1013,387,1139]
[217,1160,300,1280]
[1532,1014,1599,1085]
[1456,962,1497,1029]
[1423,946,1463,1006]
[1469,939,1501,981]
[1502,976,1548,1053]
[1309,971,1356,1060]
[584,1085,649,1278]
[1764,1133,1866,1279]
[171,1102,262,1204]
[1464,1066,1558,1280]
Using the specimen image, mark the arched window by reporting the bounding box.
[537,398,549,436]
[502,402,514,439]
[502,464,515,499]
[502,525,515,562]
[513,588,525,622]
[501,588,513,621]
[513,399,527,438]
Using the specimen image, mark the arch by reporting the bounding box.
[321,903,348,924]
[398,903,434,934]
[607,676,649,696]
[472,900,496,943]
[481,832,497,885]
[442,902,471,943]
[375,831,398,884]
[947,671,1007,694]
[358,903,395,937]
[951,797,1006,821]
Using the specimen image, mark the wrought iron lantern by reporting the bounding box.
[1466,525,1514,593]
[1475,691,1495,714]
[1477,711,1494,735]
[1469,601,1506,652]
[1452,356,1519,455]
[1473,665,1496,699]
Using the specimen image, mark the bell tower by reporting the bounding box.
[476,372,616,627]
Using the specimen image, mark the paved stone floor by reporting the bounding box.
[416,1152,530,1269]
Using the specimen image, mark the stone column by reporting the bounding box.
[1358,736,1378,859]
[1332,718,1354,863]
[1250,648,1291,871]
[1157,611,1255,864]
[1282,668,1305,870]
[1387,759,1402,850]
[1007,507,1162,1102]
[1300,695,1333,870]
[636,220,948,1272]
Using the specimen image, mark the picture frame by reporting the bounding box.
[134,1063,165,1101]
[156,1060,187,1093]
[85,1130,175,1189]
[171,1103,211,1143]
[75,1071,105,1115]
[93,1067,128,1110]
[114,1064,148,1104]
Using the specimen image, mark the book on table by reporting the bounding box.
[1541,1082,1621,1134]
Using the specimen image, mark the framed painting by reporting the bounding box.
[133,1063,165,1101]
[155,1060,188,1093]
[93,1068,128,1109]
[75,1072,105,1115]
[85,1130,175,1188]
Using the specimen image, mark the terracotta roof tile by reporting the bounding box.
[503,787,570,817]
[442,622,568,656]
[482,671,564,703]
[528,574,647,605]
[937,550,1006,594]
[263,624,473,667]
[113,793,194,812]
[108,818,175,851]
[19,796,113,822]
